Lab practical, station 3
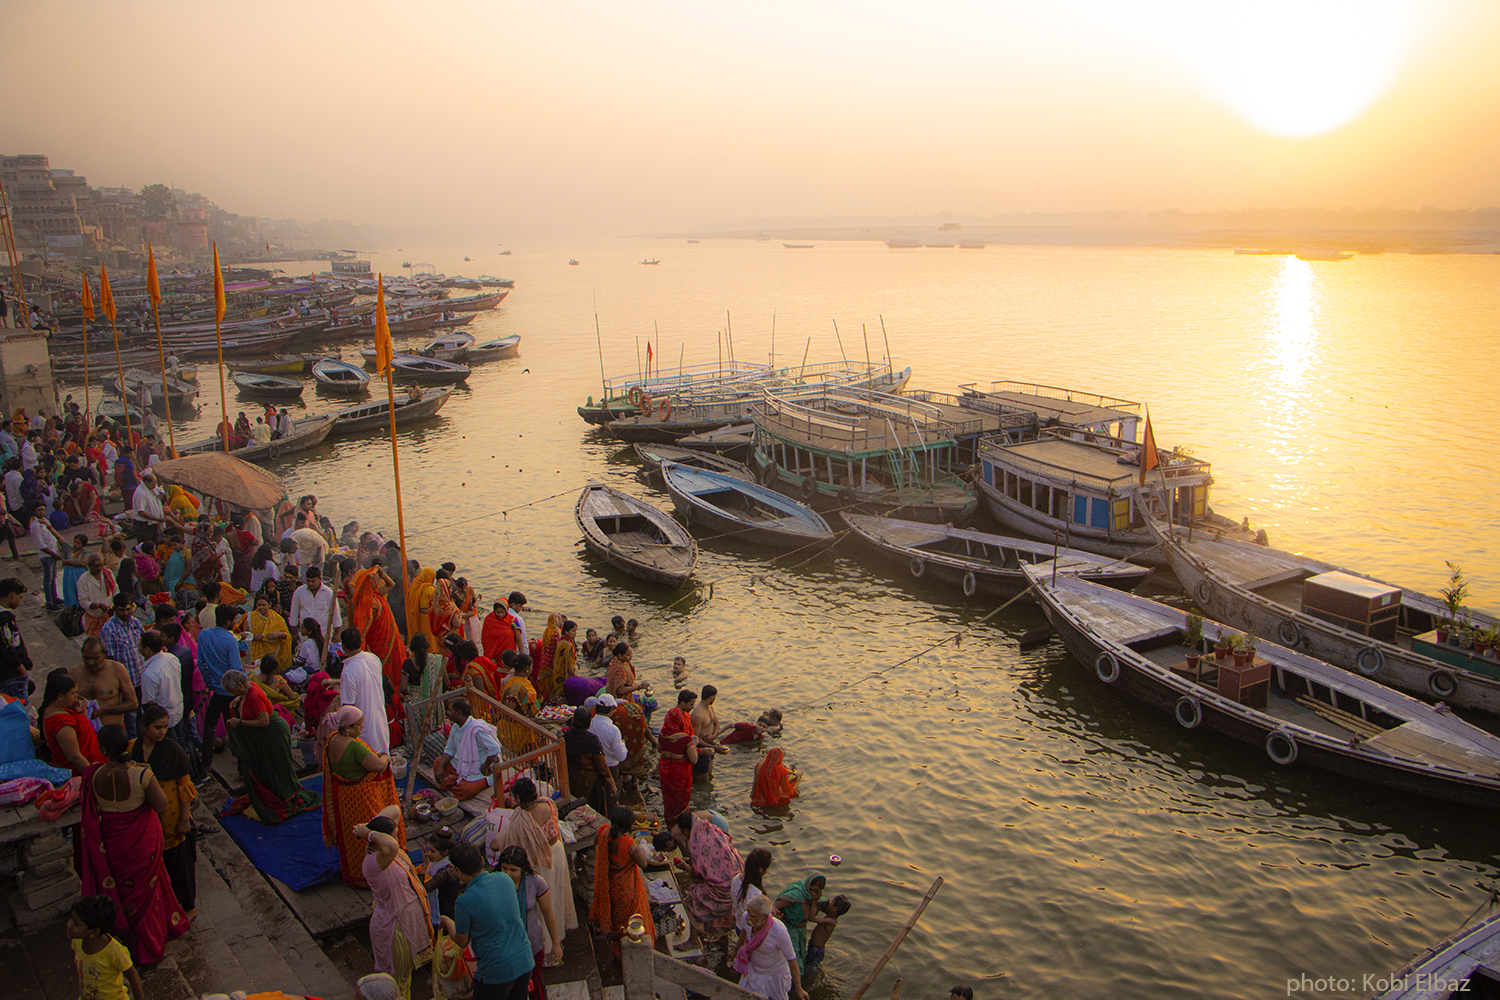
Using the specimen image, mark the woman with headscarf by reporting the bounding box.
[774,871,827,971]
[323,705,405,888]
[247,594,294,677]
[562,707,613,818]
[405,567,437,648]
[657,693,699,824]
[80,724,190,965]
[222,669,321,825]
[671,810,744,940]
[487,776,577,944]
[63,478,100,525]
[160,532,189,598]
[589,806,659,961]
[530,613,563,690]
[428,571,460,642]
[540,620,579,705]
[228,521,256,592]
[348,559,408,721]
[130,703,198,918]
[355,805,433,1000]
[166,485,199,521]
[751,747,800,808]
[501,655,540,719]
[191,523,222,588]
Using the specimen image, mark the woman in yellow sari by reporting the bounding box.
[166,485,200,520]
[405,568,436,647]
[247,594,294,676]
[428,572,460,641]
[535,614,575,702]
[501,655,541,718]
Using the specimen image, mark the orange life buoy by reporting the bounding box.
[639,391,653,414]
[628,386,644,407]
[659,397,672,421]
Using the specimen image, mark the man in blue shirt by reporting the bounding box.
[196,603,244,772]
[449,842,534,1000]
[98,594,145,735]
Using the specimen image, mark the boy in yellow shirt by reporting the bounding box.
[68,895,143,1000]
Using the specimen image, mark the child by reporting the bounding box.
[422,827,463,924]
[68,895,144,1000]
[803,894,850,980]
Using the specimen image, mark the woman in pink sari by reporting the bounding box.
[80,724,189,964]
[671,810,743,939]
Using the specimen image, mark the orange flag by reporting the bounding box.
[374,274,394,375]
[146,244,162,308]
[99,264,116,325]
[212,241,226,322]
[1139,409,1159,485]
[80,270,94,321]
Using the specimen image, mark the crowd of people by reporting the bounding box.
[0,441,917,1000]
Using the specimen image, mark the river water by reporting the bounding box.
[141,240,1500,998]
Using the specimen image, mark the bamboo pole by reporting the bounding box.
[862,323,872,373]
[106,315,134,448]
[81,310,90,423]
[847,876,944,1000]
[798,336,811,381]
[150,297,177,457]
[880,314,893,367]
[832,319,847,362]
[770,311,776,368]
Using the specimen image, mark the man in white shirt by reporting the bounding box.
[131,471,177,544]
[289,566,340,659]
[139,631,184,727]
[507,591,529,651]
[76,552,117,619]
[433,697,502,800]
[251,418,272,445]
[19,433,37,472]
[28,504,65,610]
[590,693,628,786]
[290,513,327,574]
[276,409,293,438]
[338,627,389,754]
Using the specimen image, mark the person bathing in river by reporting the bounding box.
[802,894,850,981]
[690,684,727,779]
[722,708,785,745]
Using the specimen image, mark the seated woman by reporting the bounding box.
[248,595,293,678]
[562,706,613,818]
[223,669,320,825]
[670,810,744,941]
[40,669,105,775]
[589,805,660,961]
[750,747,800,808]
[322,705,403,888]
[252,654,300,728]
[500,654,540,718]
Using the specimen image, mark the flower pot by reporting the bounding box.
[1232,650,1251,667]
[1215,644,1231,662]
[1450,635,1463,646]
[1436,629,1449,644]
[1185,653,1202,672]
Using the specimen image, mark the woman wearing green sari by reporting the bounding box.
[773,872,827,969]
[223,669,321,824]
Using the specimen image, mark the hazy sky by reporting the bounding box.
[7,0,1499,233]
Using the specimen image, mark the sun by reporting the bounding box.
[1172,0,1426,137]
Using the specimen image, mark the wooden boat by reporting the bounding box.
[1024,566,1500,810]
[229,353,336,376]
[95,399,153,426]
[476,276,513,287]
[465,334,522,362]
[432,313,477,328]
[676,423,753,460]
[1368,910,1500,997]
[231,372,304,400]
[633,443,753,481]
[102,370,198,411]
[1145,517,1500,715]
[390,354,470,385]
[175,328,300,358]
[782,243,814,249]
[312,359,371,395]
[568,259,580,266]
[575,482,697,587]
[751,383,975,523]
[387,313,439,334]
[175,415,334,462]
[640,259,660,265]
[332,386,455,434]
[417,332,474,361]
[443,291,507,312]
[844,514,1151,599]
[663,463,834,551]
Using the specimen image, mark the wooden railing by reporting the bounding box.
[403,685,568,806]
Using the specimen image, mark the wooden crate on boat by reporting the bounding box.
[1301,570,1401,642]
[1217,657,1271,709]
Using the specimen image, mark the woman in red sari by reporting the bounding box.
[657,690,700,825]
[429,572,461,642]
[589,805,658,961]
[348,559,408,720]
[40,670,105,774]
[750,747,800,808]
[81,725,189,964]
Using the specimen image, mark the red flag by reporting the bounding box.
[80,270,94,321]
[646,341,653,376]
[374,275,394,375]
[98,264,116,324]
[1139,409,1160,485]
[146,245,162,308]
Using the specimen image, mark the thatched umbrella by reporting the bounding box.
[149,452,287,510]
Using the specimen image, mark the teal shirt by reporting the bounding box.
[454,870,534,984]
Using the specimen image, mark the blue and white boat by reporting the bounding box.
[661,461,834,551]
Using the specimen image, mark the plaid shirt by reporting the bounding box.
[100,614,146,687]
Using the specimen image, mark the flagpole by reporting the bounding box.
[212,243,228,453]
[376,274,411,610]
[147,246,178,458]
[99,265,134,448]
[79,273,91,424]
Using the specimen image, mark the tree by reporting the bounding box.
[139,184,175,221]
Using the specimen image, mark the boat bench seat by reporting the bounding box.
[1125,626,1183,654]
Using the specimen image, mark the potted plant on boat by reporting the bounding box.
[1436,615,1452,644]
[1440,562,1469,646]
[1184,613,1204,671]
[1214,627,1237,662]
[1235,631,1258,667]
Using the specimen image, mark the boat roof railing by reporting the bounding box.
[958,380,1143,417]
[904,388,1038,428]
[753,384,962,454]
[602,360,771,396]
[977,425,1212,488]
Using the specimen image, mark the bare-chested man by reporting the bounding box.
[690,683,728,779]
[69,637,138,729]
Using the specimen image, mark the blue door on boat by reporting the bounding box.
[1074,495,1088,525]
[1090,498,1110,529]
[983,461,994,487]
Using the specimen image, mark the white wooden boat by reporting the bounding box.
[575,482,696,587]
[175,415,334,461]
[1026,567,1500,810]
[312,358,371,396]
[676,423,754,460]
[231,372,304,401]
[465,334,521,362]
[640,259,660,265]
[1369,910,1500,997]
[417,332,474,361]
[102,370,198,411]
[844,514,1150,599]
[390,354,470,385]
[662,462,834,551]
[331,387,455,434]
[633,443,753,481]
[1146,517,1500,715]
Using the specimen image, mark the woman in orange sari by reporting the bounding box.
[750,747,800,808]
[540,619,579,704]
[500,655,540,718]
[428,572,461,642]
[322,705,406,888]
[589,805,658,960]
[406,567,437,648]
[457,640,500,699]
[348,559,408,719]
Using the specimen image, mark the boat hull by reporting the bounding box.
[575,484,696,587]
[607,415,728,443]
[760,462,976,525]
[175,415,334,462]
[663,465,833,552]
[1148,518,1500,715]
[1034,576,1500,810]
[332,387,454,434]
[978,477,1154,562]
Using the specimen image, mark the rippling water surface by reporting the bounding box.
[156,241,1500,998]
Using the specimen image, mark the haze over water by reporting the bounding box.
[141,240,1500,998]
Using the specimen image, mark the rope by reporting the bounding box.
[1458,883,1500,930]
[401,483,590,537]
[783,584,1037,713]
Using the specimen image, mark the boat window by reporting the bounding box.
[1006,471,1019,501]
[1018,478,1032,507]
[1034,483,1050,513]
[1112,497,1130,531]
[1090,498,1110,529]
[983,461,994,487]
[1052,489,1070,521]
[1074,495,1089,525]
